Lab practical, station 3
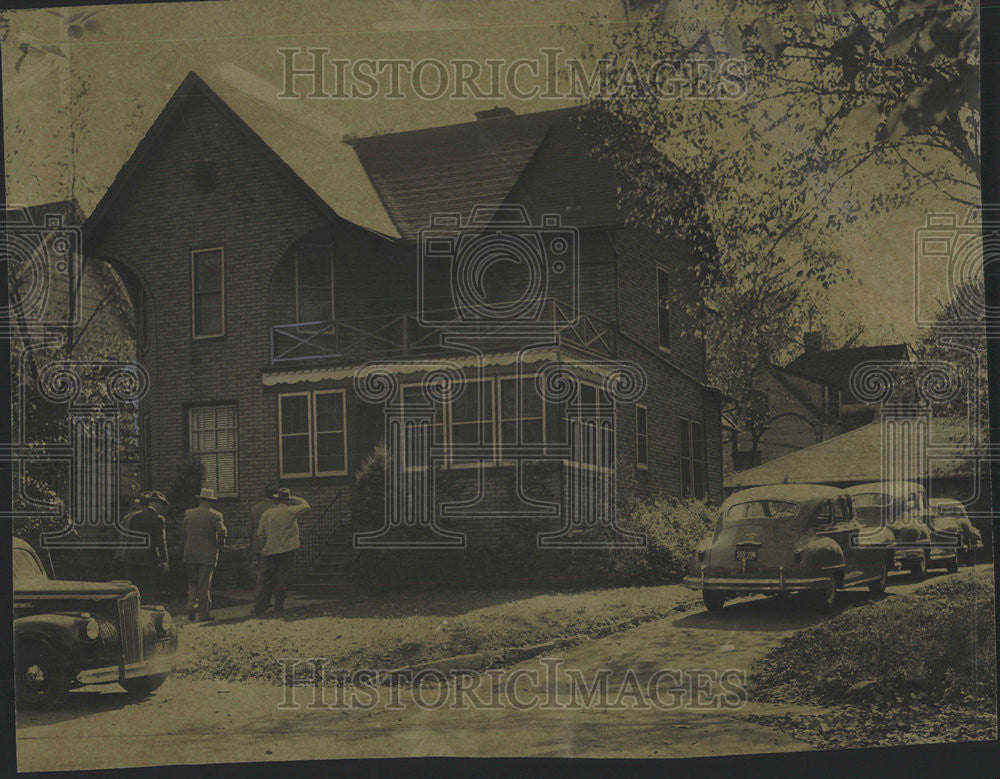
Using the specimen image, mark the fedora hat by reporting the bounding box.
[273,487,292,500]
[198,487,218,501]
[144,489,169,506]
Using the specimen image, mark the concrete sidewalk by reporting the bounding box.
[172,590,333,627]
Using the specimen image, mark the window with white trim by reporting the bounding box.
[278,390,348,478]
[191,248,225,338]
[656,264,671,351]
[679,417,706,499]
[499,376,545,455]
[636,404,649,469]
[449,377,495,454]
[189,405,238,496]
[400,384,446,470]
[569,381,615,469]
[295,244,334,324]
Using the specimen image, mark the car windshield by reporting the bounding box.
[850,492,891,508]
[13,548,48,584]
[722,500,799,526]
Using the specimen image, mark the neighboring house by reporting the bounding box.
[726,336,910,476]
[785,334,910,427]
[81,72,724,584]
[726,415,992,549]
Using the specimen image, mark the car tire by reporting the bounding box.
[868,559,888,596]
[120,673,170,696]
[805,577,837,612]
[702,591,726,612]
[15,643,71,709]
[906,553,928,580]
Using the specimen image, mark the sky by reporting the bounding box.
[2,0,982,347]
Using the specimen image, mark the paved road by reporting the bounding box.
[16,565,992,770]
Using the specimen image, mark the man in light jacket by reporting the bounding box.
[252,488,309,615]
[181,487,227,622]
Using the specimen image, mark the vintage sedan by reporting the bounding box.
[929,497,984,563]
[845,482,959,578]
[14,537,179,708]
[683,484,894,612]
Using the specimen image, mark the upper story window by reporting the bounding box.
[191,248,225,338]
[190,404,238,497]
[295,244,334,324]
[679,416,706,499]
[636,404,649,469]
[657,264,671,352]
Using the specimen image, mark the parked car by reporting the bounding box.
[683,484,894,612]
[13,536,179,708]
[845,481,959,578]
[929,497,983,564]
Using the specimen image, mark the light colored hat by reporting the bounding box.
[198,487,218,501]
[273,487,291,500]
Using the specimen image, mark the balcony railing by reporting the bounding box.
[269,298,616,365]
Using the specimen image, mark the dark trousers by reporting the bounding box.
[254,551,295,612]
[124,564,157,599]
[186,564,215,618]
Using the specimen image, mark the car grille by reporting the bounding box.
[117,591,144,664]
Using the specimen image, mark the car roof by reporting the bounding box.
[844,481,924,497]
[721,483,848,510]
[929,497,963,505]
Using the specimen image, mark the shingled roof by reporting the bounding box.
[785,343,910,400]
[726,416,977,488]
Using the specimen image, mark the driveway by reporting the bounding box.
[16,566,986,769]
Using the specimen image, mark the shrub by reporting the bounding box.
[603,495,716,584]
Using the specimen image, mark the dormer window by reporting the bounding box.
[295,244,334,324]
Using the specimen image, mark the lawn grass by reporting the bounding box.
[176,584,700,684]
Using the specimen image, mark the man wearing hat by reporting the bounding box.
[181,487,228,622]
[121,490,170,598]
[252,488,310,615]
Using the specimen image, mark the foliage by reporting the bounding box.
[750,573,996,706]
[578,0,979,462]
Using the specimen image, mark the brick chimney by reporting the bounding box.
[803,331,823,353]
[475,107,515,121]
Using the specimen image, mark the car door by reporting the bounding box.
[816,497,870,584]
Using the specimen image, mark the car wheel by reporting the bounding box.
[907,553,928,580]
[702,591,726,612]
[805,577,837,613]
[120,673,170,696]
[868,559,888,596]
[15,643,71,709]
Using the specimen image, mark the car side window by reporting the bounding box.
[816,502,833,525]
[832,499,846,524]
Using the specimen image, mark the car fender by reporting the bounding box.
[795,536,844,574]
[15,613,93,656]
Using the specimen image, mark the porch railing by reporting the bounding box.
[270,298,616,364]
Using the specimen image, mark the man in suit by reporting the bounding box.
[121,490,170,598]
[181,487,228,622]
[253,488,310,615]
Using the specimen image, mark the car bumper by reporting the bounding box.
[76,643,176,685]
[893,548,926,563]
[682,572,832,594]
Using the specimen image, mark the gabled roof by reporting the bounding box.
[785,343,910,397]
[726,416,976,488]
[348,107,621,240]
[84,71,398,242]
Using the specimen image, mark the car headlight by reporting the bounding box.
[159,611,173,632]
[85,618,100,641]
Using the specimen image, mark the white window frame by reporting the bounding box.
[312,390,348,477]
[188,404,239,498]
[446,376,498,467]
[190,247,226,339]
[656,263,671,353]
[278,392,313,479]
[398,382,447,472]
[679,415,707,499]
[636,403,649,470]
[567,379,616,473]
[294,244,335,326]
[498,375,549,457]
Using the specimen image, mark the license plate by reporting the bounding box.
[735,548,758,561]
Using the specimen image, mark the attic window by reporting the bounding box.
[195,160,217,192]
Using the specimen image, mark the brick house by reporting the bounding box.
[82,72,724,585]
